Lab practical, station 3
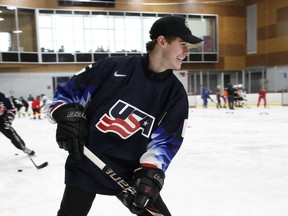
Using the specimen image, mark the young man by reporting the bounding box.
[48,15,202,216]
[0,92,35,155]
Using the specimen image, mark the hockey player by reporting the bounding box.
[257,87,268,107]
[0,92,35,156]
[222,89,228,108]
[48,15,202,216]
[215,85,222,108]
[31,96,42,119]
[40,94,52,118]
[19,96,30,117]
[10,95,23,117]
[201,86,213,108]
[40,94,51,109]
[226,83,235,110]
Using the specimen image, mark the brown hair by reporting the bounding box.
[145,36,177,52]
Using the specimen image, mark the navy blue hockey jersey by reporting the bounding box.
[0,92,14,109]
[0,92,15,121]
[49,54,188,194]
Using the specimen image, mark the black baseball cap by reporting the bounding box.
[149,15,203,44]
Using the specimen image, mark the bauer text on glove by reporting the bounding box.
[52,103,87,160]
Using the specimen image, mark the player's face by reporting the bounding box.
[163,37,190,70]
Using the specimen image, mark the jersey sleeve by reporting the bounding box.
[140,90,189,172]
[0,93,15,110]
[0,93,16,118]
[48,59,113,122]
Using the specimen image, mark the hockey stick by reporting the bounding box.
[0,106,48,170]
[83,146,164,216]
[28,155,48,169]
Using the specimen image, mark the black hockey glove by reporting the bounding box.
[53,103,87,161]
[117,166,165,214]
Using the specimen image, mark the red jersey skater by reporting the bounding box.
[31,95,41,119]
[257,87,268,107]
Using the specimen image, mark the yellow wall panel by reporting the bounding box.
[219,17,246,44]
[267,37,288,53]
[257,40,268,54]
[252,36,288,54]
[224,56,245,70]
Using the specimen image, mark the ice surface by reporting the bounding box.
[1,107,288,216]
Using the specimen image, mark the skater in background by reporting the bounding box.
[27,94,34,101]
[31,95,42,119]
[10,96,23,117]
[19,96,30,117]
[257,87,268,108]
[222,89,228,108]
[40,94,52,117]
[215,85,222,108]
[234,85,247,108]
[0,92,35,155]
[226,83,235,110]
[48,15,202,216]
[40,94,51,109]
[201,86,213,108]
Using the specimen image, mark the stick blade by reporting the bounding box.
[37,161,48,169]
[28,155,48,170]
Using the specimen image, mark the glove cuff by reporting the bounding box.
[53,103,86,122]
[134,166,165,190]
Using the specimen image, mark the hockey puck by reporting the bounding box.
[15,153,18,156]
[18,169,23,172]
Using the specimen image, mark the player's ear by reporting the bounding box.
[156,36,166,47]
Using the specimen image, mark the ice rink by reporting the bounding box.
[1,106,288,216]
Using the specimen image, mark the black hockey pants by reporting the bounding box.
[0,123,25,150]
[57,186,171,216]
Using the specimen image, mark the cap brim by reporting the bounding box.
[181,35,203,44]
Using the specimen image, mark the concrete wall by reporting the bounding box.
[0,72,74,99]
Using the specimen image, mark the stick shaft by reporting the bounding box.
[84,146,136,194]
[83,146,163,216]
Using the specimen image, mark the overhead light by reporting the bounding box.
[0,17,4,21]
[7,6,16,10]
[13,30,22,34]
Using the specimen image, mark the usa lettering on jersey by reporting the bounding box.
[96,100,155,139]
